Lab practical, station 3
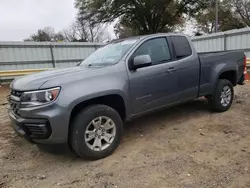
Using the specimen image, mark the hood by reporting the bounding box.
[10,66,106,91]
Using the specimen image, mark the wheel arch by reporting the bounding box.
[218,70,237,86]
[68,94,127,145]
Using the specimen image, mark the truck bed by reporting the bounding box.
[198,50,245,96]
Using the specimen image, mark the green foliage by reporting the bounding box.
[75,0,206,38]
[24,27,65,42]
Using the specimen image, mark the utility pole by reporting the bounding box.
[215,0,219,32]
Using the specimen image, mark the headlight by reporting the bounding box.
[21,87,60,107]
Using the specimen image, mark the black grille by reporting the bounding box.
[26,125,45,136]
[25,124,50,138]
[9,90,23,115]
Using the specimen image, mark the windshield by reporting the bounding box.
[80,39,138,67]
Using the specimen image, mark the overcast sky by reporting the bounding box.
[0,0,193,41]
[0,0,78,41]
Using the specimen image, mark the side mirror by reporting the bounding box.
[130,54,152,70]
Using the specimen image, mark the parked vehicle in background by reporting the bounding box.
[8,33,246,160]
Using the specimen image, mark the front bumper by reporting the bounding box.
[9,110,51,142]
[8,103,70,144]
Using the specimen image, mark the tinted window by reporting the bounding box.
[171,36,192,59]
[132,38,171,64]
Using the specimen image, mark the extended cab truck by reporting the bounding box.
[8,33,246,160]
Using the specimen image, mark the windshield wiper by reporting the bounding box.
[87,62,114,67]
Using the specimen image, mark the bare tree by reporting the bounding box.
[63,22,88,42]
[63,15,108,42]
[233,0,250,26]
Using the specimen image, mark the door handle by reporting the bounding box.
[166,67,176,73]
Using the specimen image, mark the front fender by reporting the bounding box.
[68,89,130,115]
[55,71,131,125]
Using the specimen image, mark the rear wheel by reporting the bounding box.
[208,79,234,112]
[70,105,123,160]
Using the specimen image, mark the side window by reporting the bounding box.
[171,36,192,59]
[132,38,171,65]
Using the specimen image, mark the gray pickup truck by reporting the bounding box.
[9,33,246,160]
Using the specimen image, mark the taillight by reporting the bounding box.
[244,55,247,75]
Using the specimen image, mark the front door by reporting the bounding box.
[127,37,179,114]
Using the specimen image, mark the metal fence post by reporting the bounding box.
[224,34,227,51]
[50,44,56,68]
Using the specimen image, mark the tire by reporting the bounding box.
[208,79,234,112]
[70,104,123,160]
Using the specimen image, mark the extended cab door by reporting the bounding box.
[169,36,200,100]
[127,37,180,114]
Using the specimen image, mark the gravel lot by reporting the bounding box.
[0,84,250,188]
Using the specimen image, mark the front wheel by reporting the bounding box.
[208,79,234,112]
[70,105,123,160]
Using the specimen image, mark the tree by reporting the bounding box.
[63,13,107,42]
[114,21,137,39]
[75,0,207,38]
[24,27,65,42]
[194,0,247,34]
[233,0,250,26]
[63,21,89,42]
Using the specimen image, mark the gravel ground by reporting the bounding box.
[0,84,250,188]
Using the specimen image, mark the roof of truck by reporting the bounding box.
[111,33,187,44]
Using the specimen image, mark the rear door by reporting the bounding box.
[169,36,200,100]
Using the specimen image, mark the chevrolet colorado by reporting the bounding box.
[8,33,246,159]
